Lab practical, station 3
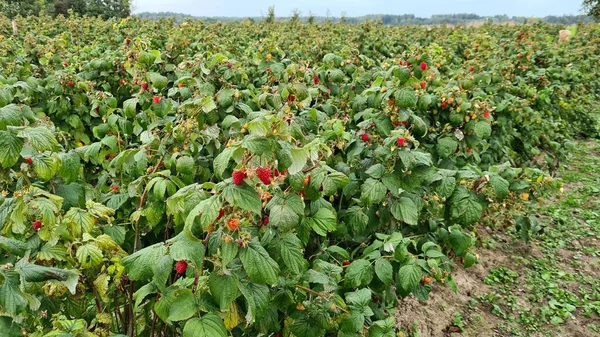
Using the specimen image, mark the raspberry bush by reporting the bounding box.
[0,14,598,337]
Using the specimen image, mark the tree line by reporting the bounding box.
[136,12,596,25]
[0,0,130,19]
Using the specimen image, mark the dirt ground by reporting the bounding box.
[394,141,600,337]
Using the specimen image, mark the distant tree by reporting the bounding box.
[0,0,41,18]
[86,0,130,19]
[307,11,315,24]
[265,5,275,24]
[53,0,87,16]
[582,0,600,20]
[0,0,41,34]
[340,11,347,24]
[290,8,300,24]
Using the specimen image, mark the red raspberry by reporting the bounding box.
[63,62,68,67]
[342,260,350,266]
[361,134,369,142]
[287,95,296,103]
[397,138,405,146]
[25,157,33,165]
[420,81,427,89]
[216,209,225,221]
[232,170,246,185]
[111,185,119,192]
[393,120,400,126]
[141,82,148,91]
[175,260,187,274]
[256,167,272,185]
[470,66,475,72]
[237,240,244,248]
[483,111,491,119]
[153,96,161,104]
[402,120,408,126]
[420,62,428,71]
[313,75,319,85]
[441,101,448,109]
[228,62,233,69]
[262,216,269,226]
[32,221,43,230]
[68,81,74,88]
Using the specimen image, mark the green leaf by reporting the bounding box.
[0,104,24,129]
[242,136,271,155]
[398,263,421,292]
[374,259,393,285]
[463,252,478,268]
[268,203,300,230]
[155,288,196,323]
[176,156,195,175]
[0,236,28,255]
[365,164,385,179]
[346,289,372,309]
[361,178,387,205]
[0,316,23,337]
[394,88,417,108]
[15,260,78,294]
[449,230,472,256]
[436,176,456,199]
[64,207,94,238]
[123,98,138,118]
[288,147,308,175]
[59,152,81,184]
[223,184,261,215]
[213,147,234,178]
[209,273,239,310]
[345,259,373,287]
[238,281,269,324]
[437,137,458,158]
[32,155,60,181]
[449,187,483,225]
[169,232,205,269]
[373,114,393,136]
[36,244,67,261]
[390,197,418,226]
[0,131,23,168]
[343,206,369,235]
[278,233,307,275]
[185,196,221,232]
[122,243,166,281]
[309,208,337,236]
[490,175,510,200]
[183,314,227,337]
[239,241,280,285]
[147,72,168,90]
[321,170,350,196]
[0,271,27,316]
[76,243,103,269]
[17,126,58,152]
[473,121,492,139]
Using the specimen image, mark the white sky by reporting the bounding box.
[132,0,584,17]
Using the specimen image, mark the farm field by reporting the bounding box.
[0,14,599,337]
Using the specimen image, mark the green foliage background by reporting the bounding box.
[0,13,598,337]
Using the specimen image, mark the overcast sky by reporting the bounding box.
[132,0,584,17]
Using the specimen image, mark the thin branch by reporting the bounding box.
[294,285,349,313]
